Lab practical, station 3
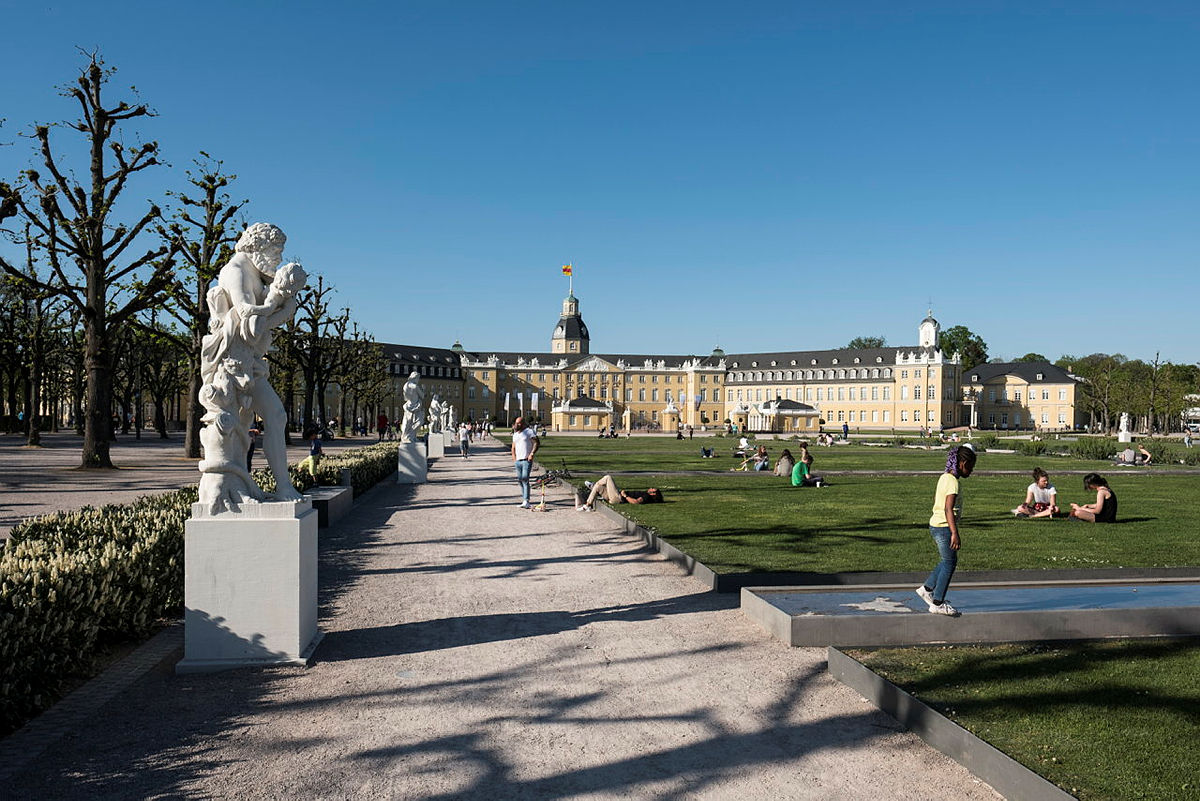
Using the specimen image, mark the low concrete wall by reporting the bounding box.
[827,647,1075,801]
[307,486,353,528]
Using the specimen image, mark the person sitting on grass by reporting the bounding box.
[733,444,769,471]
[774,448,795,477]
[1014,467,1058,518]
[735,435,751,456]
[1068,473,1117,523]
[700,446,715,458]
[577,476,664,511]
[790,442,823,487]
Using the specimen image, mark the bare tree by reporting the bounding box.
[159,156,246,458]
[0,55,176,467]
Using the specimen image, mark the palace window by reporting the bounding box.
[638,389,645,401]
[882,387,891,400]
[914,386,921,400]
[901,386,909,401]
[871,386,878,400]
[1059,390,1067,401]
[848,387,856,401]
[651,390,658,402]
[901,411,908,422]
[882,410,890,423]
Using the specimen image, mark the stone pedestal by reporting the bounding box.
[427,434,445,458]
[1118,431,1132,443]
[443,430,456,448]
[177,499,320,674]
[397,441,428,484]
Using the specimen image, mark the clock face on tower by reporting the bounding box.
[556,325,564,336]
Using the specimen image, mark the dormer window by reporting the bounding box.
[832,358,839,365]
[1036,373,1044,380]
[811,359,817,365]
[751,361,758,367]
[972,375,979,383]
[770,360,777,366]
[876,356,883,363]
[853,357,860,364]
[790,360,796,366]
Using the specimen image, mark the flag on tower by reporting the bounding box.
[561,264,573,276]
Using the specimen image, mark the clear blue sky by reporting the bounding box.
[2,1,1197,364]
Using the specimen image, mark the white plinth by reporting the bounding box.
[427,434,445,458]
[398,441,428,483]
[443,430,456,448]
[177,499,320,674]
[1118,431,1132,443]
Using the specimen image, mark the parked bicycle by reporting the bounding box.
[531,459,573,489]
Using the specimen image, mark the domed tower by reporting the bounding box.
[918,310,940,351]
[551,292,590,355]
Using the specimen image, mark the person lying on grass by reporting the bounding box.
[1068,473,1118,523]
[577,476,664,511]
[1014,467,1058,518]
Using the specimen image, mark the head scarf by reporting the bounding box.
[945,446,960,475]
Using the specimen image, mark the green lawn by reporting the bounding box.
[577,472,1200,573]
[849,641,1200,801]
[530,435,1192,475]
[509,436,1200,574]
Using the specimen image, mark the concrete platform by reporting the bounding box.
[306,486,353,528]
[742,579,1200,647]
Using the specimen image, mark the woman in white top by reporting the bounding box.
[1015,467,1058,518]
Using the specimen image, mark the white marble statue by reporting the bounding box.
[197,222,307,514]
[400,371,425,442]
[428,394,444,434]
[445,404,457,431]
[1119,412,1130,433]
[663,398,679,413]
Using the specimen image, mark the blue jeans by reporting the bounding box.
[923,526,957,603]
[515,459,532,503]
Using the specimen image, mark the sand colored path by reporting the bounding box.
[5,438,999,800]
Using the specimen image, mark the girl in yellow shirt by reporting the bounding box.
[916,444,977,616]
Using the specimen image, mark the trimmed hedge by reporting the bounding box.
[0,441,400,735]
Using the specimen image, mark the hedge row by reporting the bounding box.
[0,441,400,735]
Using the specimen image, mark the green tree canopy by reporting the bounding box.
[1015,352,1048,363]
[939,325,988,370]
[846,336,886,349]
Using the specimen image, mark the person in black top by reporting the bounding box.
[1069,473,1117,522]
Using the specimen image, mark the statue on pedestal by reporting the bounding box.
[446,404,457,431]
[400,371,424,442]
[197,223,307,514]
[1119,412,1131,434]
[428,394,444,434]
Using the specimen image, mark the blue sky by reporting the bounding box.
[2,1,1197,363]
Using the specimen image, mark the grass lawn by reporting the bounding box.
[529,435,1192,475]
[848,640,1200,801]
[576,472,1200,573]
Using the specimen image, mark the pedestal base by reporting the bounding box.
[397,441,428,483]
[1118,431,1133,443]
[177,499,320,674]
[444,430,456,448]
[427,434,445,458]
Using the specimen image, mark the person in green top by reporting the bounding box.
[790,441,822,487]
[916,444,977,616]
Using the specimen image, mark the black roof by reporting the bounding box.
[457,351,726,370]
[560,396,610,409]
[963,362,1078,384]
[553,316,589,340]
[724,346,908,375]
[380,342,461,365]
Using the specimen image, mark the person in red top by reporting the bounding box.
[376,412,388,442]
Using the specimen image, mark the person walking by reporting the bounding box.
[377,412,388,442]
[458,421,471,459]
[916,444,977,616]
[511,416,539,509]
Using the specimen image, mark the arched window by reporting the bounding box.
[883,368,892,378]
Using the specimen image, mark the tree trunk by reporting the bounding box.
[26,356,42,447]
[184,349,203,458]
[81,323,115,468]
[154,396,168,438]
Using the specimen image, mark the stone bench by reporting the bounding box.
[306,486,353,528]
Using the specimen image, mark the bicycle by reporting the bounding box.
[531,459,573,488]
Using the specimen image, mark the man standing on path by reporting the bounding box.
[511,416,539,509]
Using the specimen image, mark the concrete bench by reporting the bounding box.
[307,486,353,528]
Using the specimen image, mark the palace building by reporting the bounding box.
[363,292,1085,433]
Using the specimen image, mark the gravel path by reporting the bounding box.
[3,438,999,800]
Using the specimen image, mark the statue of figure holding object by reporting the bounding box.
[198,222,308,514]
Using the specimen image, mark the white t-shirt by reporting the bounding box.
[1027,482,1057,505]
[459,424,470,442]
[512,428,538,460]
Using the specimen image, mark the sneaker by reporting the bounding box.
[915,586,934,606]
[928,601,960,616]
[519,502,531,509]
[584,480,594,490]
[576,504,593,512]
[1015,512,1030,518]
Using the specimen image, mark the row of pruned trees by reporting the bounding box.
[0,55,392,467]
[1057,353,1199,435]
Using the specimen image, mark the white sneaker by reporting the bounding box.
[576,505,593,512]
[584,480,594,490]
[915,586,934,606]
[519,502,531,509]
[928,601,960,616]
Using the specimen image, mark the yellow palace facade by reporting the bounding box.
[367,292,1084,434]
